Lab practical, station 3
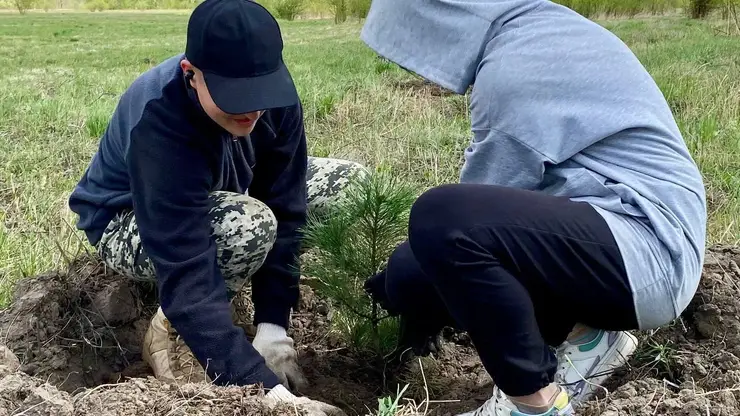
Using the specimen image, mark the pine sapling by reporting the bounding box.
[301,169,417,358]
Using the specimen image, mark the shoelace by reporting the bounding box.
[554,343,614,401]
[231,294,254,325]
[554,344,578,387]
[169,332,204,381]
[471,396,498,416]
[469,389,508,416]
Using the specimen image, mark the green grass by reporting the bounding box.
[554,0,686,17]
[1,12,739,308]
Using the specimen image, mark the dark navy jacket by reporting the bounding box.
[69,54,307,388]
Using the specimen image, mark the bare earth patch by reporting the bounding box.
[390,78,457,98]
[0,258,158,393]
[1,247,739,415]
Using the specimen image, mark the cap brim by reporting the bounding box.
[203,62,299,115]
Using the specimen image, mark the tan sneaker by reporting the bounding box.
[142,307,210,384]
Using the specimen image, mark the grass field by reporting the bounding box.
[0,11,739,307]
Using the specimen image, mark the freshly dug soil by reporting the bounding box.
[0,357,303,416]
[72,377,301,416]
[0,372,74,416]
[1,247,739,415]
[0,257,159,393]
[390,78,457,97]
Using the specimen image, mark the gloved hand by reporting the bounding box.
[265,384,347,416]
[363,268,398,315]
[397,313,444,358]
[364,269,446,362]
[251,323,308,392]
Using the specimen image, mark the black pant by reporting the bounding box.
[384,184,638,396]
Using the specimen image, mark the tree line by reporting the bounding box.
[3,0,737,21]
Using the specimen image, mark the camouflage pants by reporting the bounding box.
[96,157,367,297]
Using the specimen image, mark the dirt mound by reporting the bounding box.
[73,377,300,415]
[390,78,456,97]
[0,346,20,379]
[581,378,737,416]
[0,369,300,416]
[0,372,74,416]
[0,341,309,416]
[580,246,740,416]
[0,256,412,415]
[1,247,739,415]
[0,256,158,393]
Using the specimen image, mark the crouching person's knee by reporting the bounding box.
[306,157,369,215]
[407,184,467,278]
[209,191,278,287]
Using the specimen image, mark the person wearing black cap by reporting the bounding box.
[67,0,357,414]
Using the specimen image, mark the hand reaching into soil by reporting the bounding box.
[364,268,447,362]
[252,322,308,392]
[397,314,444,358]
[266,384,347,416]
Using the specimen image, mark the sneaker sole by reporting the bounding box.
[572,331,638,403]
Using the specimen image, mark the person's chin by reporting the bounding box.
[225,124,255,137]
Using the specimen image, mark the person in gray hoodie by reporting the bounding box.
[360,1,707,415]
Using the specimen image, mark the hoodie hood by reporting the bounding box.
[360,0,543,94]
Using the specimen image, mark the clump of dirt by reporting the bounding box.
[0,371,74,416]
[391,78,457,97]
[580,246,740,416]
[583,378,736,416]
[292,282,491,415]
[73,376,300,415]
[0,368,302,416]
[0,256,158,393]
[0,345,20,378]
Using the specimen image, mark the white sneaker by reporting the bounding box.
[555,329,638,404]
[456,385,573,416]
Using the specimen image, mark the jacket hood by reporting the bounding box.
[360,0,543,94]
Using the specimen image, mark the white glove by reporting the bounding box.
[266,384,347,416]
[252,323,308,391]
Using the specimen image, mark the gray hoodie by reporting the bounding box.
[360,0,707,330]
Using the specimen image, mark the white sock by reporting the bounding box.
[255,323,288,341]
[266,384,296,401]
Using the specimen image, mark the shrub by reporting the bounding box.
[326,0,347,23]
[300,169,417,359]
[690,0,740,20]
[348,0,370,19]
[690,0,714,17]
[273,0,304,20]
[554,0,684,17]
[84,0,108,10]
[14,0,35,13]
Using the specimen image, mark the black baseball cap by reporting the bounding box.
[185,0,298,114]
